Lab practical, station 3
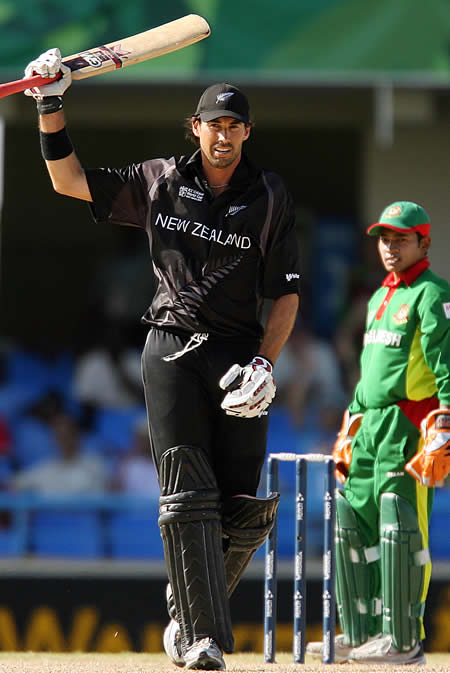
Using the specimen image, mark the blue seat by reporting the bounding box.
[6,350,74,393]
[107,509,162,559]
[94,407,146,453]
[0,456,13,487]
[259,449,329,559]
[265,495,323,560]
[0,383,46,421]
[0,511,28,557]
[429,489,450,560]
[30,510,104,558]
[12,418,58,469]
[267,408,300,455]
[6,350,52,388]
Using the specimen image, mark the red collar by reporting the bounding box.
[382,257,430,289]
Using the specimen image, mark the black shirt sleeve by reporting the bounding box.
[263,177,301,299]
[85,158,176,229]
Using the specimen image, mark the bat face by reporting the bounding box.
[0,14,210,98]
[65,14,211,80]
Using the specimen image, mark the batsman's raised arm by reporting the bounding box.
[25,48,92,202]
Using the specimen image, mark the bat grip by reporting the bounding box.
[0,72,62,99]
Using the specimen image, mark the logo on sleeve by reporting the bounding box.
[392,304,410,325]
[443,302,450,319]
[286,273,300,282]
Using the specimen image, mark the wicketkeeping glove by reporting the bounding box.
[332,409,363,484]
[219,356,276,419]
[24,48,72,99]
[405,408,450,487]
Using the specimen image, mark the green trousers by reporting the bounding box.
[345,403,434,640]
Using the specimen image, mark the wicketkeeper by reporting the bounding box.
[307,201,450,666]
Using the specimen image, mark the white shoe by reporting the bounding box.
[184,637,225,670]
[349,634,426,665]
[306,633,382,663]
[306,634,353,663]
[163,619,185,667]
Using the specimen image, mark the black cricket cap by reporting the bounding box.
[194,83,250,123]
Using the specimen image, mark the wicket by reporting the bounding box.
[263,452,336,664]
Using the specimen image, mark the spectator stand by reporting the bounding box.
[0,345,448,568]
[0,493,161,560]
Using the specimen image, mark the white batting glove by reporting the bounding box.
[24,48,72,99]
[219,356,276,418]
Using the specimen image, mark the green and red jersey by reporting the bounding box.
[349,258,450,421]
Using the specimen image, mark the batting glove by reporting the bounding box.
[332,409,363,484]
[24,48,72,99]
[405,409,450,487]
[219,356,276,419]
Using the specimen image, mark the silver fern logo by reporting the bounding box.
[216,92,234,104]
[227,205,247,216]
[175,256,244,314]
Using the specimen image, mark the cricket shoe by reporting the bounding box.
[163,619,185,667]
[349,634,426,665]
[184,637,225,670]
[306,633,382,663]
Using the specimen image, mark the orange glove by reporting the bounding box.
[405,409,450,487]
[332,410,363,484]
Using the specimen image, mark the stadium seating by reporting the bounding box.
[29,509,104,559]
[0,348,449,565]
[107,508,161,559]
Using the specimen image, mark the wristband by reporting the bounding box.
[40,127,73,161]
[252,356,273,372]
[36,96,63,115]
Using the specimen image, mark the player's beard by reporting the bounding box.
[206,142,241,169]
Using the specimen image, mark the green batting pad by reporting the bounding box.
[380,493,429,652]
[335,490,381,646]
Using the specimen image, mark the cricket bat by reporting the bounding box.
[0,14,210,99]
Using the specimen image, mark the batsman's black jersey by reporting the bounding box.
[85,150,301,340]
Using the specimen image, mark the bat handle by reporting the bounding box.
[0,72,62,100]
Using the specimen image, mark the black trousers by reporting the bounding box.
[141,328,269,498]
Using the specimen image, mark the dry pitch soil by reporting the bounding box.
[0,652,449,672]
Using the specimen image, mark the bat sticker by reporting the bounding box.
[65,45,132,72]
